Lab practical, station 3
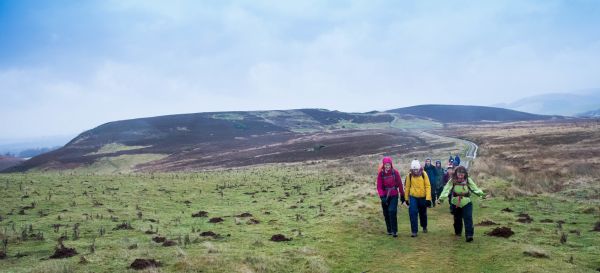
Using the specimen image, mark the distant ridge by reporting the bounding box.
[386,104,559,123]
[3,105,559,172]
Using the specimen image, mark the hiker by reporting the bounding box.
[423,158,438,206]
[453,154,461,167]
[442,163,454,191]
[405,159,431,237]
[434,160,445,202]
[442,163,454,213]
[448,155,454,166]
[438,166,485,242]
[376,157,405,237]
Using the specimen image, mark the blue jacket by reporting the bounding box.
[453,155,461,166]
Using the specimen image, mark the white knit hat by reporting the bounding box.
[410,159,421,170]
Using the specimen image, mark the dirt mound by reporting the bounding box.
[517,213,533,223]
[237,212,253,217]
[248,218,260,225]
[570,229,581,236]
[209,217,224,223]
[152,236,166,243]
[593,222,600,232]
[49,244,78,259]
[162,240,177,247]
[113,222,133,230]
[540,219,554,223]
[192,211,208,217]
[0,251,6,259]
[501,208,514,212]
[486,227,515,238]
[270,234,292,242]
[523,250,549,258]
[200,231,219,238]
[130,258,161,270]
[477,220,498,226]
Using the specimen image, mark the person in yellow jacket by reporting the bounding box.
[405,159,432,237]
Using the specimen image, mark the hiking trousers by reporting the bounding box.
[380,196,399,234]
[430,186,438,206]
[408,196,428,234]
[452,202,474,237]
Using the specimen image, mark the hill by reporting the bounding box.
[0,156,24,171]
[4,106,556,173]
[4,109,438,173]
[577,108,600,118]
[494,89,600,116]
[386,104,557,123]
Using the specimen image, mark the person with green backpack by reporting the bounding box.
[437,166,485,242]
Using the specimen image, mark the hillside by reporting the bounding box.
[4,106,556,173]
[387,104,557,123]
[495,89,600,116]
[4,109,436,173]
[0,156,24,171]
[577,109,600,118]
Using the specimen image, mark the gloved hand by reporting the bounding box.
[426,200,432,208]
[400,195,406,204]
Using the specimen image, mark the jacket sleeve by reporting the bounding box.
[395,170,404,197]
[423,172,432,201]
[468,178,484,197]
[376,172,385,197]
[404,174,411,201]
[438,179,453,202]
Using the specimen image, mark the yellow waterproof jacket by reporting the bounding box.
[405,172,431,201]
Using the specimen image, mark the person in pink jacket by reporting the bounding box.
[377,157,406,237]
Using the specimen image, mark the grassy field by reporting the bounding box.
[1,158,599,272]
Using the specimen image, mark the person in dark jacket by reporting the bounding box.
[434,160,445,202]
[453,154,461,167]
[442,164,455,213]
[423,158,437,207]
[376,157,405,237]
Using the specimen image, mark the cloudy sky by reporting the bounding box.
[1,0,600,140]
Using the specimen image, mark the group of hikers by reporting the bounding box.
[376,154,485,242]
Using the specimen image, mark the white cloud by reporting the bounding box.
[1,0,600,138]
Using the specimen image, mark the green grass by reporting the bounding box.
[73,154,167,174]
[212,113,245,121]
[0,165,599,273]
[390,118,443,130]
[87,143,151,156]
[329,120,392,130]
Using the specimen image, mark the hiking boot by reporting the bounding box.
[466,236,473,242]
[393,233,398,238]
[411,233,417,237]
[387,232,393,236]
[423,228,428,233]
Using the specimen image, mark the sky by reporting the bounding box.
[1,0,600,140]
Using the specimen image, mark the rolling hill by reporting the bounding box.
[386,104,558,123]
[0,156,24,171]
[494,89,600,116]
[3,106,557,173]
